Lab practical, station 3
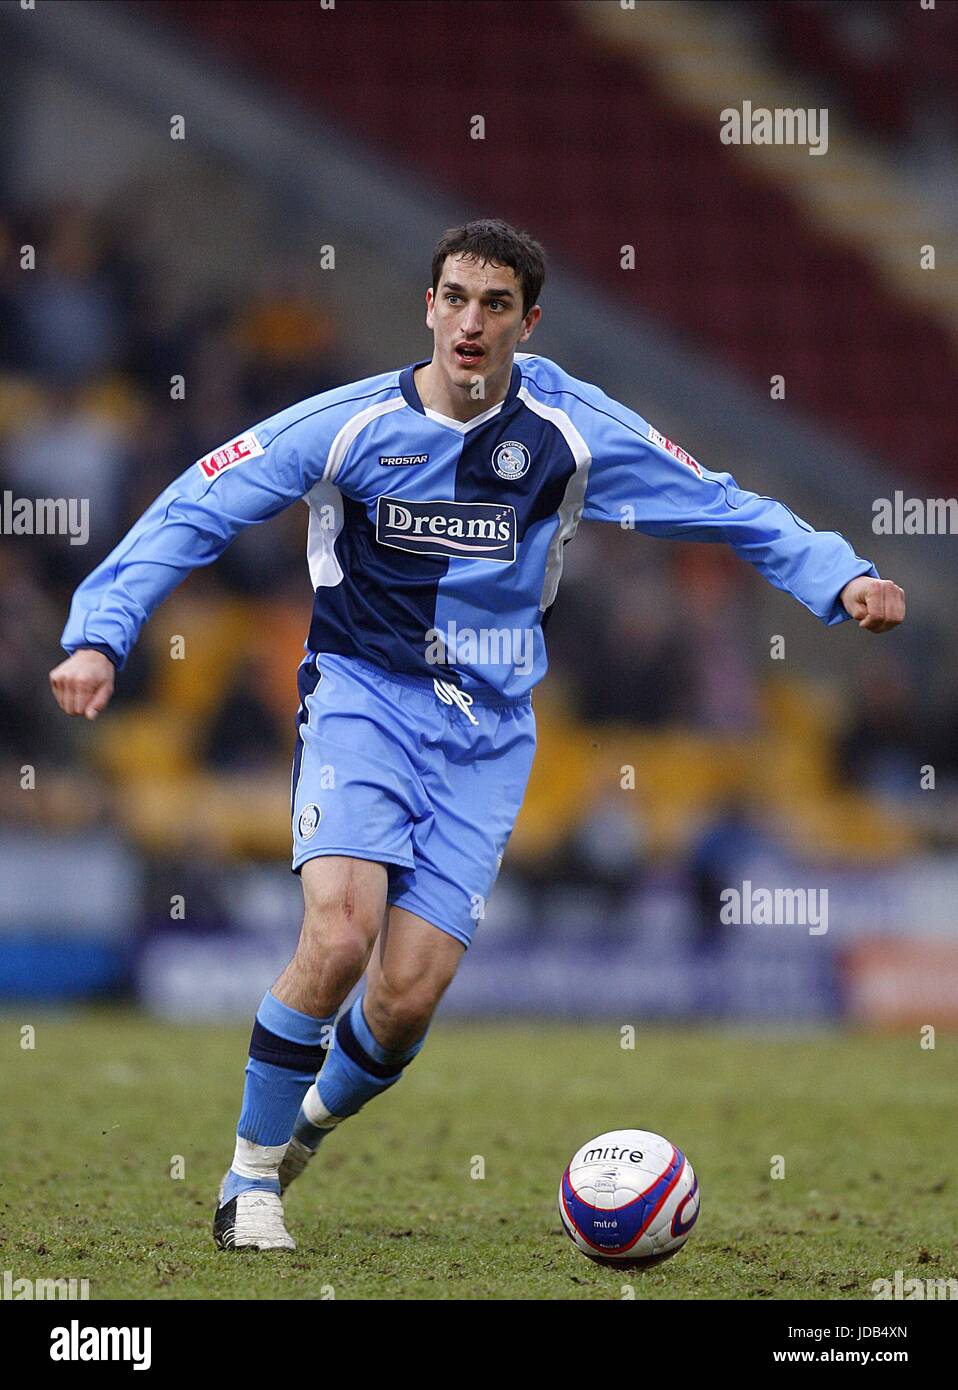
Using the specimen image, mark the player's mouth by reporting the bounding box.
[454,343,485,368]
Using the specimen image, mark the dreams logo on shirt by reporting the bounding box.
[375,496,516,563]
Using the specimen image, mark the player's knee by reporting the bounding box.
[295,897,380,998]
[365,981,439,1050]
[300,858,383,949]
[296,918,371,987]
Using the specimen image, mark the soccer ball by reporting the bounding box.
[559,1128,699,1268]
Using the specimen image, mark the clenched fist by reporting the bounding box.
[840,576,906,634]
[49,649,115,720]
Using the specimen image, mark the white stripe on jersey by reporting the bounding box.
[423,398,507,433]
[323,396,407,482]
[304,480,346,590]
[308,395,408,592]
[516,385,593,611]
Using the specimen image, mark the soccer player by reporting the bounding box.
[50,219,905,1251]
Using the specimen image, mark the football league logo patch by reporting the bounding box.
[196,431,265,481]
[647,426,702,477]
[298,804,322,840]
[492,440,531,481]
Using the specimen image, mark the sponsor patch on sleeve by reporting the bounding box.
[196,430,265,481]
[648,425,702,476]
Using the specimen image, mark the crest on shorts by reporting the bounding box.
[492,440,531,481]
[298,803,322,840]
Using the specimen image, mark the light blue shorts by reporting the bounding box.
[290,652,536,948]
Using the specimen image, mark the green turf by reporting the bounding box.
[1,1009,954,1300]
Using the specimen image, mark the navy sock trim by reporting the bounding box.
[336,1008,404,1080]
[249,1018,328,1072]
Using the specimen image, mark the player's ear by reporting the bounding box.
[425,287,435,329]
[518,304,541,343]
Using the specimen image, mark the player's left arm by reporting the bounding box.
[579,402,904,633]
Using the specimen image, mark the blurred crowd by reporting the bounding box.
[1,197,956,918]
[0,200,339,764]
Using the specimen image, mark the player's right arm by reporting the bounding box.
[49,422,310,718]
[50,648,116,721]
[49,386,370,719]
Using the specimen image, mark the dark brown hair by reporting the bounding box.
[431,218,546,316]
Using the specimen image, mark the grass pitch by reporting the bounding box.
[1,1009,955,1300]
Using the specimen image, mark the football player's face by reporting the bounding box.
[426,255,539,394]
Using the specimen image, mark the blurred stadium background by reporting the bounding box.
[2,0,957,1029]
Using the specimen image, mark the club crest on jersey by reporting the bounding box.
[298,803,321,840]
[196,431,265,480]
[648,426,702,476]
[376,496,516,563]
[492,440,531,481]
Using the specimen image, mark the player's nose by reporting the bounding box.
[461,302,483,334]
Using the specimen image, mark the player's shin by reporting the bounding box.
[220,989,335,1204]
[282,995,425,1190]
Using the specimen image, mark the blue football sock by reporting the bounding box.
[223,990,335,1201]
[292,994,426,1149]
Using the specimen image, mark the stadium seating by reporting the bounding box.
[161,0,958,483]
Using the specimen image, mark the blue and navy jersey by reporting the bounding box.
[61,352,878,700]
